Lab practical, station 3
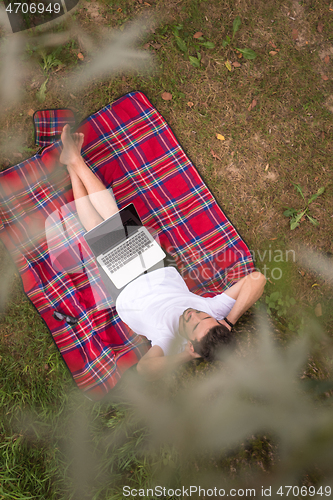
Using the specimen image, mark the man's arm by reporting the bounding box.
[221,271,266,329]
[137,343,200,381]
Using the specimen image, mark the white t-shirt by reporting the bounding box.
[116,267,236,356]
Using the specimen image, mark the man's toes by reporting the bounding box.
[78,133,84,150]
[61,124,73,144]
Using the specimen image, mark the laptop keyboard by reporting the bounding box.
[100,231,154,274]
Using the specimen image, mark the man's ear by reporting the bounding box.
[187,340,194,352]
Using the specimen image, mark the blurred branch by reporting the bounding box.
[67,16,155,90]
[298,247,333,283]
[0,32,27,105]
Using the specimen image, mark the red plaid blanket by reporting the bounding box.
[0,91,254,400]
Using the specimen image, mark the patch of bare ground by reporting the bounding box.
[282,0,317,49]
[324,94,333,113]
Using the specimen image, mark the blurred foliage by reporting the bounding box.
[0,0,333,498]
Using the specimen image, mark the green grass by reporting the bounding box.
[1,0,333,497]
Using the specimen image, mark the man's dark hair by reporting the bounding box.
[191,324,236,362]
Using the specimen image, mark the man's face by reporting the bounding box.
[179,308,220,342]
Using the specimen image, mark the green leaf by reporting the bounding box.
[291,182,305,201]
[233,16,241,38]
[290,220,300,230]
[172,24,183,36]
[270,292,280,302]
[222,39,229,48]
[189,56,200,68]
[308,186,325,204]
[200,41,215,49]
[294,209,306,224]
[175,37,187,52]
[306,214,319,226]
[36,78,48,102]
[283,208,297,217]
[236,48,257,60]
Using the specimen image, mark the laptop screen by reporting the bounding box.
[85,203,143,256]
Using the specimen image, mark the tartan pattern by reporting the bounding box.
[0,91,254,401]
[34,108,76,147]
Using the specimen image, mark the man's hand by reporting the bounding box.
[223,271,266,327]
[218,319,232,331]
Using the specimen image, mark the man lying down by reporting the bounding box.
[60,124,266,381]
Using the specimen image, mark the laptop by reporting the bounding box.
[83,203,166,293]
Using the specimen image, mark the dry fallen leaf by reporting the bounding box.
[193,32,203,38]
[269,51,277,56]
[324,55,330,64]
[143,43,150,49]
[161,92,172,101]
[151,43,161,49]
[317,22,324,33]
[269,41,277,48]
[77,52,84,60]
[321,74,329,81]
[28,109,34,116]
[315,303,322,317]
[225,60,232,71]
[211,150,221,161]
[232,61,241,67]
[216,134,225,141]
[187,102,194,108]
[265,163,269,171]
[292,29,298,40]
[238,53,242,58]
[248,99,257,111]
[70,93,76,99]
[117,7,122,12]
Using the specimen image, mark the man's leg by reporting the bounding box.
[67,165,104,232]
[60,125,119,221]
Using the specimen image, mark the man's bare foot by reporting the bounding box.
[59,124,84,166]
